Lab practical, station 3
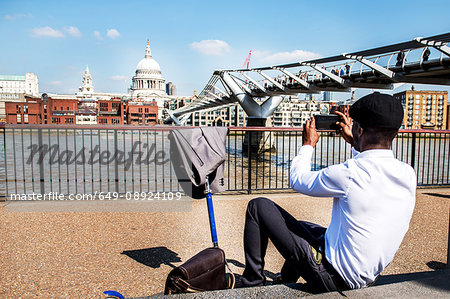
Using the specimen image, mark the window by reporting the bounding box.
[17,114,21,123]
[24,114,29,123]
[16,105,21,113]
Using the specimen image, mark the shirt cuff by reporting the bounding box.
[298,144,314,156]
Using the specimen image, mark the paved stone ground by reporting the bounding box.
[143,269,450,299]
[0,188,449,298]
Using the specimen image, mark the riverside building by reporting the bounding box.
[394,89,448,130]
[271,96,330,127]
[0,73,39,119]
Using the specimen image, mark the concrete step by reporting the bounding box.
[131,269,450,299]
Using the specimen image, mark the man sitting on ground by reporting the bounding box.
[241,92,416,292]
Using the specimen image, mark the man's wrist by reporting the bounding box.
[303,141,317,148]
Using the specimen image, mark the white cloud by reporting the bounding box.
[94,30,103,40]
[106,29,120,39]
[31,26,65,38]
[50,81,63,86]
[253,49,321,65]
[5,13,32,20]
[190,40,231,56]
[64,26,82,38]
[111,75,128,81]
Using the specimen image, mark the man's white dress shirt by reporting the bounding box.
[290,145,416,289]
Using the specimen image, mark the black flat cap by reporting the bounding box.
[349,92,404,129]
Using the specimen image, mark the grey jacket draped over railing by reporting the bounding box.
[168,127,229,199]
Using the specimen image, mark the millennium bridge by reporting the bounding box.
[166,33,450,126]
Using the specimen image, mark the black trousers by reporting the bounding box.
[241,197,349,293]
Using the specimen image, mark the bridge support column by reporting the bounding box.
[219,72,281,155]
[243,117,275,155]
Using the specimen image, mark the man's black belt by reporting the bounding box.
[322,257,350,292]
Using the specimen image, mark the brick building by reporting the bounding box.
[126,101,158,125]
[47,98,78,125]
[394,90,448,130]
[5,99,44,124]
[97,98,124,125]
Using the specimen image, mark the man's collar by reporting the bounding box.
[353,149,395,159]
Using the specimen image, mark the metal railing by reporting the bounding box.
[225,127,450,193]
[1,124,449,197]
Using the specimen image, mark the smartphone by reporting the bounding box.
[314,114,341,130]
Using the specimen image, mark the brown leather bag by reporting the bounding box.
[164,247,235,294]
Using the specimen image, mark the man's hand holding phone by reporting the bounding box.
[334,111,354,146]
[303,117,320,148]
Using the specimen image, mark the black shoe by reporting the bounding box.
[273,272,284,284]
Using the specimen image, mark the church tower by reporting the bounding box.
[80,65,94,96]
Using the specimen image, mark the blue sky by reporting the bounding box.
[1,0,449,99]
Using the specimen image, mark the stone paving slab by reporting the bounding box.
[135,269,450,299]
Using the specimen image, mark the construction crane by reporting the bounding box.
[243,50,252,69]
[239,50,252,87]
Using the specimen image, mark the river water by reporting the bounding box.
[0,129,449,197]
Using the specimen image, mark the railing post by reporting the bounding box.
[411,133,416,170]
[38,128,45,195]
[247,130,252,194]
[114,129,119,193]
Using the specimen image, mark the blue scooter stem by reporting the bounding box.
[205,177,218,247]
